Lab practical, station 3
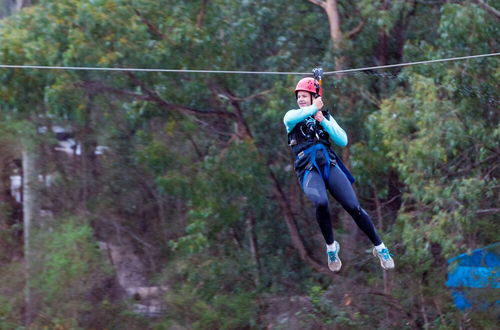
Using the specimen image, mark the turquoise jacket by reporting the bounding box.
[283,105,348,147]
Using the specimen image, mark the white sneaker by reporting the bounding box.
[327,241,342,272]
[373,247,395,270]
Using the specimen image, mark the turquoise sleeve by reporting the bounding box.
[320,116,348,147]
[283,105,318,133]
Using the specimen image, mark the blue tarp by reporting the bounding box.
[446,242,500,311]
[446,266,499,288]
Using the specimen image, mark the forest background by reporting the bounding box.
[0,0,498,329]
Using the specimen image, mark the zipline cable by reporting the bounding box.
[0,52,498,75]
[0,64,307,75]
[324,52,500,75]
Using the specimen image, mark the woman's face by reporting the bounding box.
[296,91,312,108]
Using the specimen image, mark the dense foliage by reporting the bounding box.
[0,0,498,328]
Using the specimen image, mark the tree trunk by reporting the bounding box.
[2,0,32,16]
[80,93,99,212]
[324,0,346,71]
[377,0,389,67]
[196,0,209,28]
[308,0,347,71]
[373,188,383,231]
[22,146,39,326]
[246,216,261,287]
[419,284,430,329]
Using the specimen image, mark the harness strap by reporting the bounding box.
[297,144,331,188]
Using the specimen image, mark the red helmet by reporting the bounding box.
[294,77,322,97]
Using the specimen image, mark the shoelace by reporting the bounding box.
[379,248,393,261]
[327,251,338,262]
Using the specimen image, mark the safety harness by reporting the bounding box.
[288,120,354,188]
[297,143,331,187]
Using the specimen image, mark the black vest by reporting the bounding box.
[287,116,331,157]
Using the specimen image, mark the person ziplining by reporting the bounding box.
[283,69,394,272]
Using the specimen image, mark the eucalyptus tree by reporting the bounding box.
[352,2,499,327]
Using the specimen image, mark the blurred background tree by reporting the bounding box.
[0,0,498,328]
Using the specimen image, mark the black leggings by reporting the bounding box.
[301,165,381,246]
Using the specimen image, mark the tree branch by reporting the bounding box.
[76,81,150,100]
[443,153,499,179]
[220,89,273,102]
[78,78,238,121]
[124,72,238,119]
[133,8,168,40]
[476,208,500,215]
[472,0,500,20]
[307,0,326,8]
[268,168,339,278]
[212,85,258,139]
[345,18,367,39]
[357,86,381,106]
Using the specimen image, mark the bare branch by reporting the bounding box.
[307,0,326,8]
[133,8,168,40]
[222,89,273,102]
[76,81,150,100]
[215,86,255,141]
[472,0,500,20]
[357,86,381,106]
[345,18,367,39]
[476,208,500,214]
